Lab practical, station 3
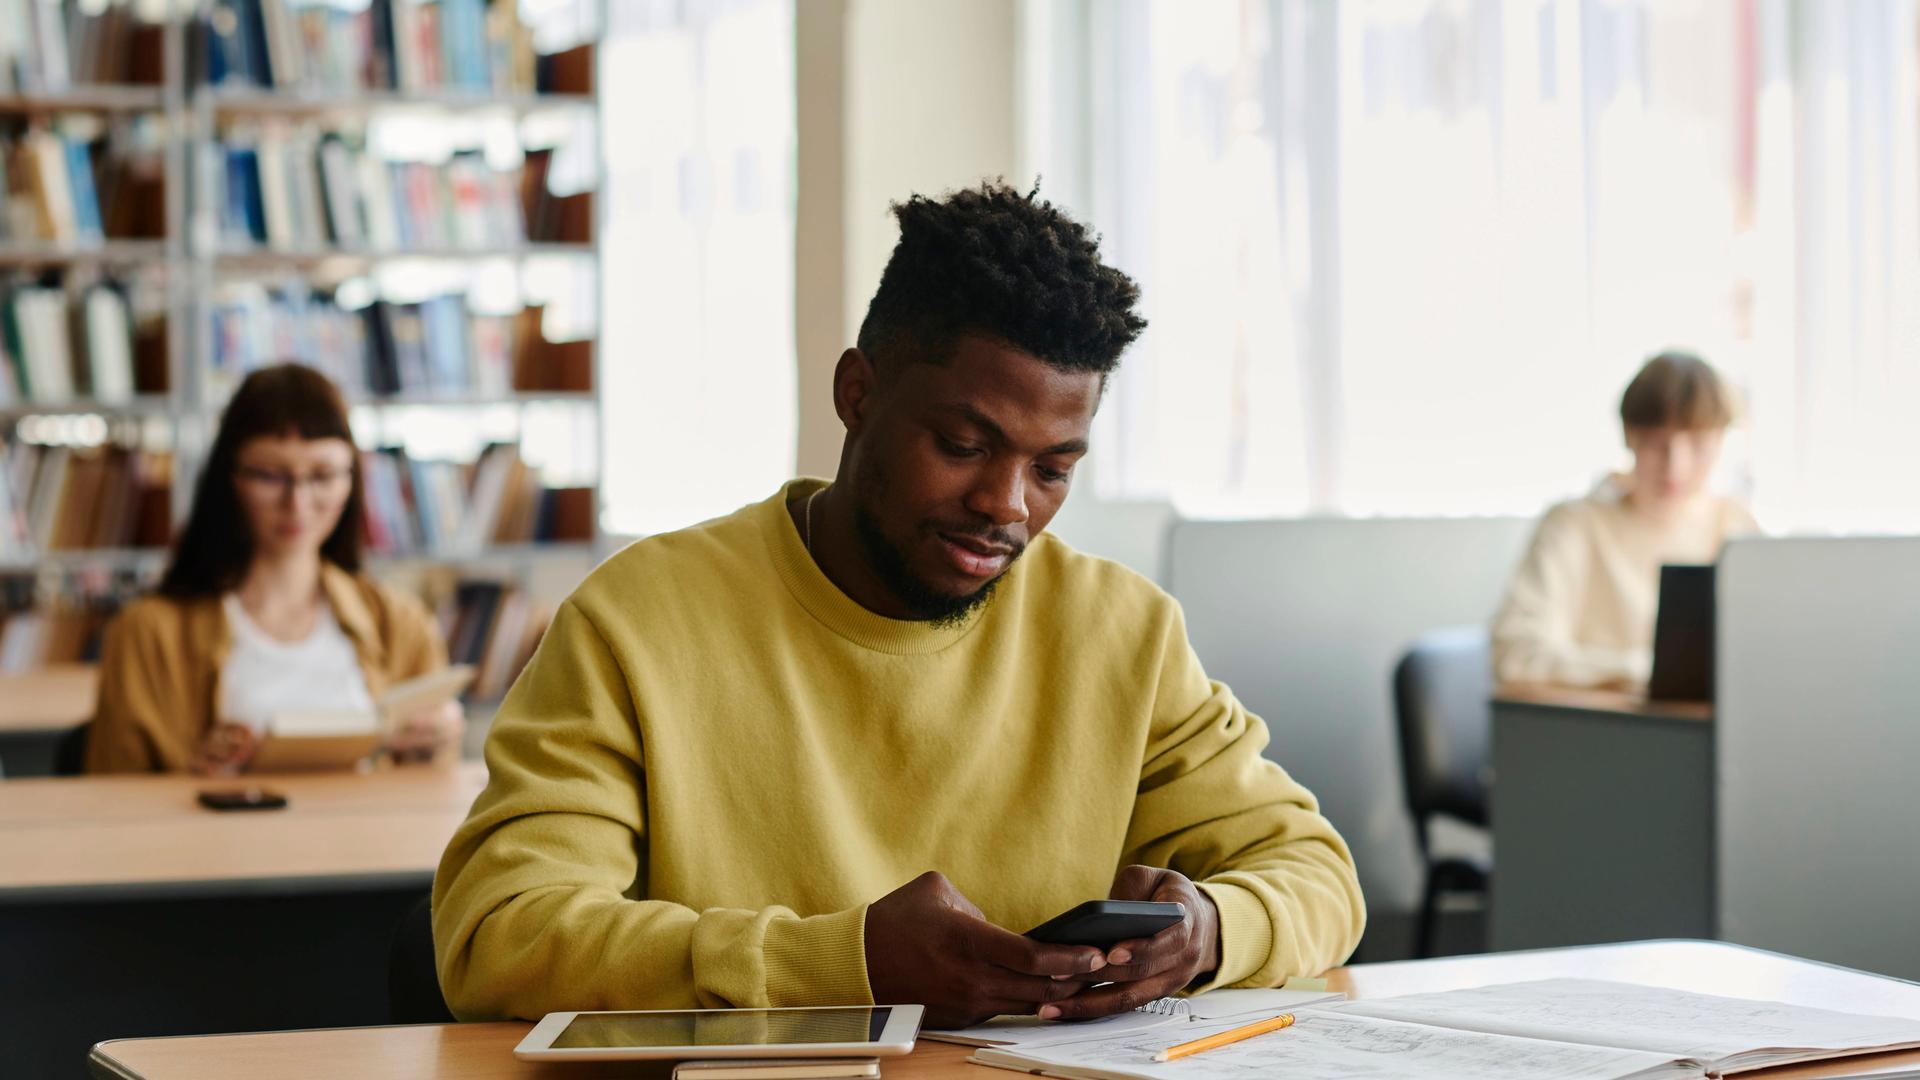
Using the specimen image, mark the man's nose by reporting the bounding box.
[966,461,1029,528]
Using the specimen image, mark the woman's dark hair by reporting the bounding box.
[158,363,365,597]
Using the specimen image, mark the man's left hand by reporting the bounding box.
[1039,865,1221,1020]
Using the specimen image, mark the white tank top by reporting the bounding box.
[218,594,376,733]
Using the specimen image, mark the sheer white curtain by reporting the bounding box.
[1030,0,1919,530]
[598,0,796,536]
[1744,0,1920,532]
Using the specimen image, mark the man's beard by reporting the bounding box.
[852,497,1021,627]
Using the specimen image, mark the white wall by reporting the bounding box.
[793,0,1022,477]
[794,0,850,480]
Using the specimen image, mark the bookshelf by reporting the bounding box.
[0,0,603,683]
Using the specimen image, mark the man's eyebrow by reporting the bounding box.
[936,403,1088,455]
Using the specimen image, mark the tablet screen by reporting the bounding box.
[553,1007,892,1050]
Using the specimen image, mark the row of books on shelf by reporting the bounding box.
[0,604,104,669]
[212,285,590,397]
[0,442,172,556]
[0,568,552,686]
[1,274,168,406]
[437,576,549,702]
[360,443,593,558]
[198,0,584,97]
[211,133,588,252]
[0,0,164,94]
[2,439,589,557]
[0,566,148,671]
[1,119,167,245]
[6,0,591,100]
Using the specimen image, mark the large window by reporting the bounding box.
[598,0,796,537]
[1029,0,1920,532]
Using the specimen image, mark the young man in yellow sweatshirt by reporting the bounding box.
[433,182,1365,1028]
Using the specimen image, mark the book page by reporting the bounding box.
[971,1012,1691,1080]
[924,987,1342,1048]
[1182,986,1346,1019]
[1333,979,1920,1063]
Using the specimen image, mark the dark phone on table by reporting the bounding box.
[197,788,289,812]
[1025,900,1186,946]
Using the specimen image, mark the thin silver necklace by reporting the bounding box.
[804,488,822,555]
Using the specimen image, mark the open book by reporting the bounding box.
[969,979,1920,1080]
[249,665,475,772]
[924,987,1345,1050]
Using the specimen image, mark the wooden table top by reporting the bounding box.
[0,663,97,733]
[1494,682,1715,722]
[88,940,1920,1080]
[0,761,485,901]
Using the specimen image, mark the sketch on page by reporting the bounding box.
[973,1012,1687,1080]
[1333,979,1920,1061]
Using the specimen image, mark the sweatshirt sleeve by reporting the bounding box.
[1490,505,1650,689]
[1122,600,1366,991]
[432,599,872,1021]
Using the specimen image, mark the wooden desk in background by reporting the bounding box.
[1,762,486,1078]
[1490,685,1714,952]
[0,663,97,776]
[88,940,1920,1080]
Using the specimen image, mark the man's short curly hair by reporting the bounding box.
[856,181,1146,379]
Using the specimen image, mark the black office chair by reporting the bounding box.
[1392,626,1494,959]
[52,721,90,776]
[389,893,456,1023]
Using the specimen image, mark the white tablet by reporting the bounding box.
[513,1004,925,1062]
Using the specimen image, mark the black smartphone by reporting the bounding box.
[197,788,289,812]
[1025,900,1186,946]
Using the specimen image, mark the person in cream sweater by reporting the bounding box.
[1492,352,1760,691]
[432,183,1365,1029]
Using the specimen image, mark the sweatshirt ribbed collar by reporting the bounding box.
[761,478,989,655]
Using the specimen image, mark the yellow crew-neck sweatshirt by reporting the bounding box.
[433,480,1364,1021]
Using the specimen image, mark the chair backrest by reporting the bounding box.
[1168,515,1530,913]
[389,892,455,1024]
[1392,626,1494,837]
[53,722,90,776]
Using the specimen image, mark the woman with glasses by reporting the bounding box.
[86,363,462,773]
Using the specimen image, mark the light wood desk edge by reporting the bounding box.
[1494,682,1713,722]
[86,940,1920,1080]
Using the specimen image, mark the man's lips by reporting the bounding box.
[937,531,1015,578]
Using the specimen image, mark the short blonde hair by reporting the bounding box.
[1619,352,1736,431]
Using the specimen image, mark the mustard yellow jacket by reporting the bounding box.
[86,562,447,773]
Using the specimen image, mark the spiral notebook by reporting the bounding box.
[921,987,1345,1050]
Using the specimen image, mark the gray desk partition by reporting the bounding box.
[1167,516,1532,921]
[1490,696,1713,950]
[1717,536,1920,980]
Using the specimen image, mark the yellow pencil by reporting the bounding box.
[1151,1012,1297,1062]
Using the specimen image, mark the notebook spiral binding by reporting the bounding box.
[1135,998,1194,1017]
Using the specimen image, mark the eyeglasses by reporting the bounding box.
[234,465,353,498]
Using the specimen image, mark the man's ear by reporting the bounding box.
[833,348,878,434]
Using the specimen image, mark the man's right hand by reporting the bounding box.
[864,871,1107,1028]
